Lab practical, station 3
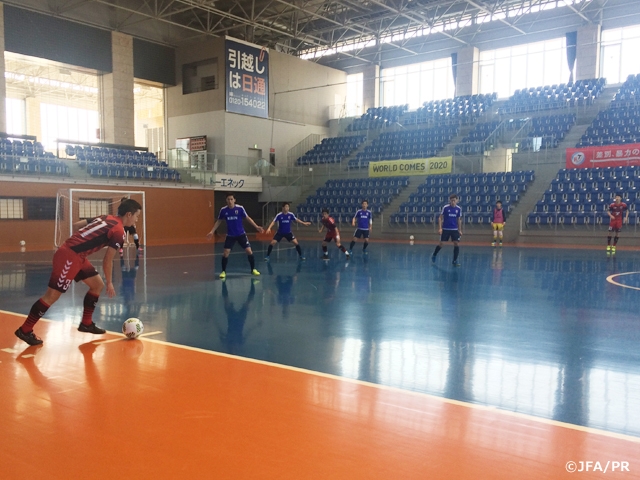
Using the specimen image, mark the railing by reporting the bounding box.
[287,133,327,166]
[522,212,640,234]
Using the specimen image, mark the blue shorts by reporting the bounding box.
[273,232,295,242]
[224,234,251,250]
[353,229,370,239]
[440,230,461,242]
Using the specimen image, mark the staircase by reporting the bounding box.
[378,176,427,234]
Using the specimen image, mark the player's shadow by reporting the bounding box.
[219,280,260,354]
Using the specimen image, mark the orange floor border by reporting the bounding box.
[1,311,639,479]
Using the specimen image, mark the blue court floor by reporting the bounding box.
[1,241,639,438]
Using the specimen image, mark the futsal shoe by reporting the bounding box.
[491,241,496,247]
[431,255,436,264]
[15,328,44,346]
[452,260,461,267]
[252,269,261,276]
[264,256,270,262]
[606,245,612,253]
[499,241,503,247]
[345,251,351,259]
[348,250,353,256]
[219,271,227,279]
[322,254,329,260]
[78,322,106,334]
[612,246,617,254]
[299,256,306,261]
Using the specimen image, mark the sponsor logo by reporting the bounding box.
[56,260,73,291]
[571,152,586,166]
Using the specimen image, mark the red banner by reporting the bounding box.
[566,144,640,169]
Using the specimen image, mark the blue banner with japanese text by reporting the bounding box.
[225,38,269,119]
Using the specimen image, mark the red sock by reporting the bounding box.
[21,298,50,333]
[81,293,100,325]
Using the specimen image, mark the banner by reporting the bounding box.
[566,144,640,169]
[225,38,269,119]
[368,156,452,178]
[211,174,262,192]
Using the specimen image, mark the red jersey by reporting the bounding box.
[609,202,628,218]
[321,216,338,232]
[64,215,126,258]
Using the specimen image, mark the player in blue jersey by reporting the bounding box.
[264,203,311,261]
[432,194,463,267]
[206,193,264,279]
[349,200,373,255]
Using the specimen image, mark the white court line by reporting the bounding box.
[2,309,639,444]
[606,272,640,291]
[93,330,163,345]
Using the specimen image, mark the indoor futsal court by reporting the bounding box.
[1,241,639,479]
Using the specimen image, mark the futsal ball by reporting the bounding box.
[409,235,414,240]
[122,318,144,339]
[19,240,26,246]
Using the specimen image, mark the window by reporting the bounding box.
[25,198,57,221]
[381,57,455,108]
[0,198,24,219]
[134,82,165,158]
[479,38,569,98]
[182,58,218,94]
[346,73,363,117]
[78,199,110,219]
[5,98,26,136]
[41,104,99,151]
[601,25,640,84]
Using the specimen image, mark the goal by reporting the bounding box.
[54,188,147,248]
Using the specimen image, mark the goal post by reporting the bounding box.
[54,188,147,248]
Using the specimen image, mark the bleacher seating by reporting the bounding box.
[347,106,408,132]
[527,166,640,227]
[610,74,640,108]
[518,113,576,151]
[65,144,181,182]
[296,135,365,166]
[390,171,535,226]
[499,79,605,115]
[401,94,496,126]
[349,123,459,169]
[295,177,409,223]
[577,76,640,147]
[454,121,500,155]
[0,138,69,176]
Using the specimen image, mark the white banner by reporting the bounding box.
[211,174,262,192]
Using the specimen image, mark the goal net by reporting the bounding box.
[55,189,146,248]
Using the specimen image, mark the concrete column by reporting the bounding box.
[576,24,601,81]
[0,3,7,134]
[101,31,134,145]
[456,46,479,96]
[362,64,380,112]
[25,97,41,139]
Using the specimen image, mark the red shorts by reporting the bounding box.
[609,218,623,232]
[324,230,340,243]
[48,246,99,293]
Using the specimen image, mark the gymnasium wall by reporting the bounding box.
[166,37,347,165]
[0,181,215,251]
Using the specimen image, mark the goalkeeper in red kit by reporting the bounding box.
[15,199,143,346]
[606,194,629,255]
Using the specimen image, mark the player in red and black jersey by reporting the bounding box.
[607,194,629,255]
[318,208,350,260]
[15,199,143,346]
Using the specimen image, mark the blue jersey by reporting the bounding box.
[354,209,372,230]
[441,204,461,230]
[218,205,248,236]
[274,212,297,234]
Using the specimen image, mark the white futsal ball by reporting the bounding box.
[122,318,144,339]
[19,240,26,246]
[409,235,414,240]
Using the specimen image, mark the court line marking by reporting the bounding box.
[93,330,163,345]
[2,309,639,444]
[606,272,640,291]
